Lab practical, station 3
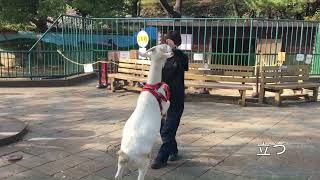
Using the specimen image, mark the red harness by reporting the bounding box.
[142,82,170,115]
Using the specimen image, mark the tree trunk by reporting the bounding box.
[131,0,139,17]
[174,0,182,14]
[137,0,141,16]
[159,0,181,18]
[32,17,48,33]
[231,0,240,17]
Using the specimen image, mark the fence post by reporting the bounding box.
[204,19,207,66]
[28,52,32,80]
[62,15,67,79]
[248,19,253,66]
[90,19,94,64]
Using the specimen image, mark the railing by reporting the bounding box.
[26,15,94,79]
[1,15,320,78]
[0,50,29,78]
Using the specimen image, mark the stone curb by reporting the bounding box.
[0,119,28,147]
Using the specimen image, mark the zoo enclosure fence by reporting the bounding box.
[1,15,320,78]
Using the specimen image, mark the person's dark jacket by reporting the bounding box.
[162,49,188,108]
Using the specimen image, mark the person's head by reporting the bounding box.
[162,30,182,48]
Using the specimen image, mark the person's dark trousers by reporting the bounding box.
[155,105,184,163]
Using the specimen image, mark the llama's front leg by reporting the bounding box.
[115,162,125,180]
[137,159,150,180]
[161,101,170,116]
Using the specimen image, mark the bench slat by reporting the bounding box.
[261,65,309,71]
[185,80,253,90]
[118,68,149,76]
[109,73,147,82]
[262,70,309,77]
[189,63,255,71]
[119,59,151,65]
[185,74,256,83]
[265,82,320,90]
[118,63,150,71]
[187,69,223,75]
[223,71,254,77]
[262,76,309,83]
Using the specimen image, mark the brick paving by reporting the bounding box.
[0,80,320,180]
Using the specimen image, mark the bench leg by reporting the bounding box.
[312,87,319,102]
[275,91,282,106]
[128,80,134,87]
[259,88,265,104]
[239,90,246,106]
[110,78,115,92]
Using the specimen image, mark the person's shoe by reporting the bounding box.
[150,160,167,169]
[168,153,179,161]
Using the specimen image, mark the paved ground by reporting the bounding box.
[0,80,320,180]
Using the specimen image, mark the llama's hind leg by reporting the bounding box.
[137,158,150,180]
[115,151,129,180]
[115,162,125,180]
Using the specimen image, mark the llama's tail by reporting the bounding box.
[117,150,130,164]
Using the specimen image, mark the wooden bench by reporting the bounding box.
[108,59,256,106]
[185,64,256,106]
[259,65,320,106]
[108,59,149,91]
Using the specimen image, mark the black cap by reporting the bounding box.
[164,30,182,47]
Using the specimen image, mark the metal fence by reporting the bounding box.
[1,15,320,78]
[0,50,29,77]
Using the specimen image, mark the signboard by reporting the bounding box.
[193,53,204,61]
[198,63,210,70]
[306,54,313,64]
[278,52,286,63]
[138,48,147,60]
[137,30,149,48]
[179,34,192,50]
[296,54,305,61]
[83,64,93,73]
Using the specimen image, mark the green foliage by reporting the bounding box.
[305,9,320,21]
[244,0,318,19]
[68,0,126,17]
[0,0,66,31]
[0,0,36,24]
[0,0,319,32]
[38,0,66,18]
[0,22,36,32]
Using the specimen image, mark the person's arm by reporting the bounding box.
[181,52,188,71]
[162,60,177,81]
[173,49,188,71]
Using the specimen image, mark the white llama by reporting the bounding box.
[115,44,173,180]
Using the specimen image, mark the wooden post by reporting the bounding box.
[129,80,134,87]
[259,88,265,104]
[275,91,282,106]
[255,66,260,95]
[258,66,265,104]
[239,90,246,106]
[110,78,115,92]
[312,87,319,102]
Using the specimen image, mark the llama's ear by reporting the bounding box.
[164,52,173,59]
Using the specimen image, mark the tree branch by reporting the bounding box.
[174,0,182,13]
[159,0,181,18]
[231,0,240,17]
[31,17,48,32]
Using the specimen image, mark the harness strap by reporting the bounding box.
[142,82,170,115]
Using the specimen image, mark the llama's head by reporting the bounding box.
[140,44,173,62]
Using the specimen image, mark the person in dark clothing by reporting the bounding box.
[151,30,188,169]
